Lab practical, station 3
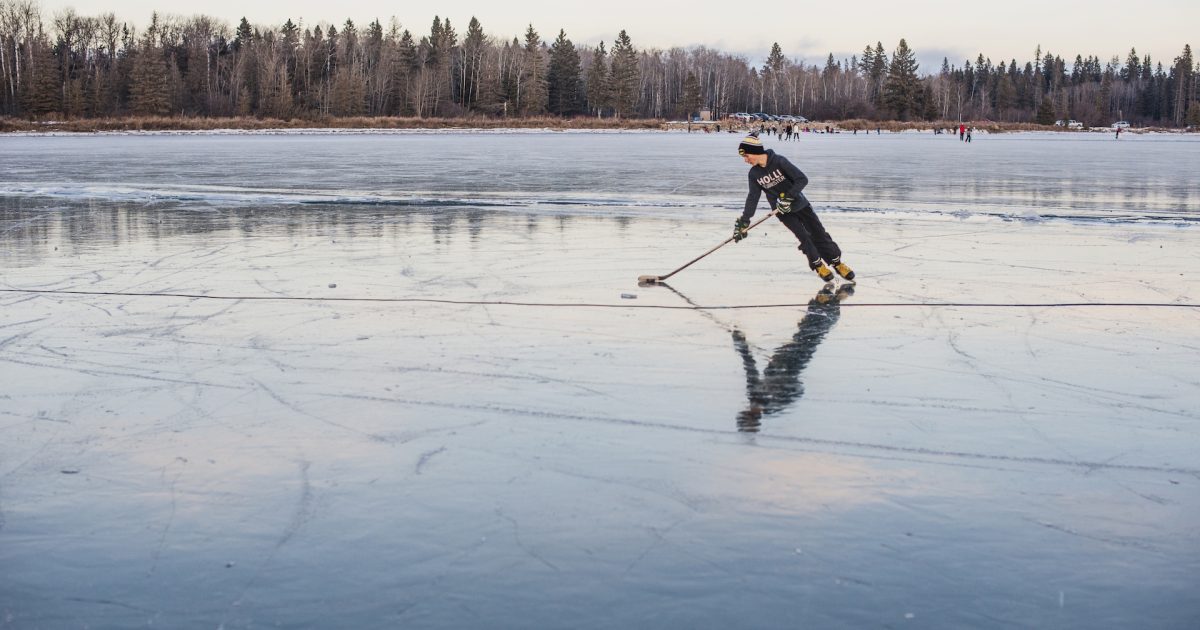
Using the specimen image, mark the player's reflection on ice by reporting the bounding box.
[732,283,851,431]
[661,282,853,432]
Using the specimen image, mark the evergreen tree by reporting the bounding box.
[922,83,937,120]
[1171,44,1194,125]
[1035,95,1056,124]
[546,30,581,116]
[1123,48,1140,81]
[763,42,785,112]
[24,42,61,116]
[234,17,253,52]
[1187,102,1200,127]
[331,22,365,119]
[585,41,609,117]
[883,38,920,120]
[858,44,875,78]
[765,43,785,73]
[394,29,418,115]
[996,72,1016,116]
[609,30,639,118]
[680,70,701,119]
[869,42,888,104]
[130,15,172,115]
[433,17,456,113]
[425,17,442,68]
[517,24,547,115]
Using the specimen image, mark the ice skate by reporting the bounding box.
[831,260,855,281]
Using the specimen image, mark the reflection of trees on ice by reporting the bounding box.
[733,284,853,432]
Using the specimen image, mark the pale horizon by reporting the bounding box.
[34,0,1200,72]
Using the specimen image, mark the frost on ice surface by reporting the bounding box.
[1,132,1198,628]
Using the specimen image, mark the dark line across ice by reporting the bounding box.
[1,288,1197,310]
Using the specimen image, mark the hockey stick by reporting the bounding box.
[637,209,779,285]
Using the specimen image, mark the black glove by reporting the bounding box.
[776,194,793,214]
[732,217,750,242]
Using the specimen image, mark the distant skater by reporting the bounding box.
[733,134,855,282]
[1115,126,1122,139]
[959,123,966,141]
[966,127,972,143]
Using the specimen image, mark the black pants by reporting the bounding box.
[777,205,841,266]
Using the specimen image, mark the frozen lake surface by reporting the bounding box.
[2,131,1199,628]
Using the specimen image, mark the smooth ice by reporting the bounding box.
[1,131,1199,629]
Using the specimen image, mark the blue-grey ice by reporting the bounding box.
[1,130,1198,629]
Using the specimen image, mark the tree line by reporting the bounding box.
[1,0,1197,127]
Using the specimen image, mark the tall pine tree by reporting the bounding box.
[680,70,701,119]
[585,41,609,118]
[546,30,581,116]
[762,42,785,112]
[23,41,61,115]
[883,38,920,120]
[608,30,639,119]
[517,25,547,115]
[1171,44,1194,125]
[130,15,172,116]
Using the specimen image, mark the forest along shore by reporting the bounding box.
[0,115,666,133]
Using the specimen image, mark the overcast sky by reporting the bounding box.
[36,0,1199,71]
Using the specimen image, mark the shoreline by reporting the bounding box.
[0,115,666,134]
[3,115,1195,135]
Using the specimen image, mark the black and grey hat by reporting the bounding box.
[738,134,765,155]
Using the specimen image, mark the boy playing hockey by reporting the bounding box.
[734,134,855,282]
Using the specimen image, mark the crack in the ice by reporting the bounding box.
[149,461,185,575]
[387,364,613,398]
[0,355,244,390]
[0,316,49,331]
[319,390,1200,476]
[622,519,686,576]
[63,597,158,614]
[944,315,1088,469]
[1027,518,1158,551]
[415,447,446,475]
[253,377,389,441]
[495,508,560,572]
[224,460,315,618]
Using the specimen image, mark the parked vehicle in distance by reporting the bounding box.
[734,112,809,124]
[1111,121,1131,129]
[1056,119,1085,129]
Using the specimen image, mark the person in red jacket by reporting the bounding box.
[733,134,855,282]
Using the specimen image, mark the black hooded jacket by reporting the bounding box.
[742,149,810,221]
